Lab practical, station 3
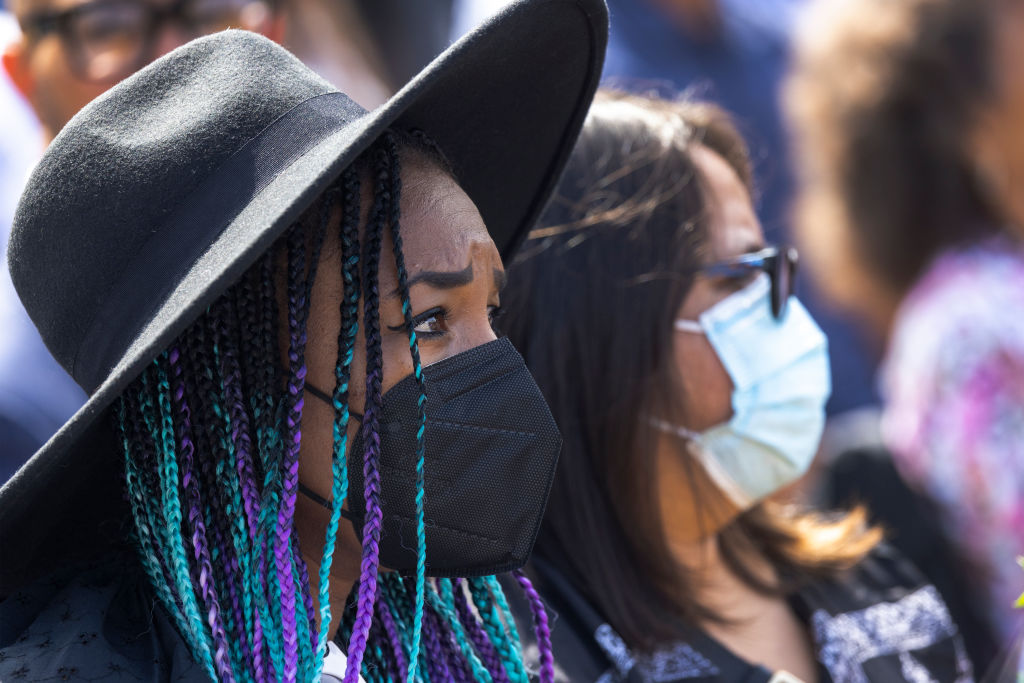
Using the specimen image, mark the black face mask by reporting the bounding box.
[301,337,561,577]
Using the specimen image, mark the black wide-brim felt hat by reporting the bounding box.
[0,0,608,594]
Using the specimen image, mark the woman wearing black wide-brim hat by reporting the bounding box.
[0,2,607,679]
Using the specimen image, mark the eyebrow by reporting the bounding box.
[386,264,507,299]
[388,262,475,299]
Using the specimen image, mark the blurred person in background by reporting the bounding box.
[499,90,972,682]
[0,0,388,481]
[786,0,1024,658]
[447,0,886,428]
[0,9,85,481]
[354,0,453,90]
[281,0,389,106]
[3,0,283,142]
[601,0,880,418]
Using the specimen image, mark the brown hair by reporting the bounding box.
[785,0,999,329]
[501,90,880,651]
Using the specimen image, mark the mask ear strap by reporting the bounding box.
[305,381,364,422]
[674,319,705,334]
[648,416,701,441]
[298,482,357,522]
[300,382,362,521]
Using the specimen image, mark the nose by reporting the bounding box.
[453,317,498,357]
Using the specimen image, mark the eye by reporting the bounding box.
[712,268,758,292]
[410,307,449,338]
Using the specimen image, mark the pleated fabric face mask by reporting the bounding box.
[659,274,831,507]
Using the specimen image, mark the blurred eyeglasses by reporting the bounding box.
[694,245,799,319]
[20,0,275,83]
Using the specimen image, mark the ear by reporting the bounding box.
[2,40,34,101]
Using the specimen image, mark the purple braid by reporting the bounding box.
[433,605,475,683]
[216,295,261,537]
[168,347,237,682]
[376,590,410,679]
[371,620,402,683]
[514,571,555,683]
[422,600,459,683]
[344,372,384,683]
[185,314,252,669]
[276,221,309,680]
[344,139,389,683]
[453,580,512,683]
[212,294,268,680]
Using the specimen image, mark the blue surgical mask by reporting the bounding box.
[656,274,831,507]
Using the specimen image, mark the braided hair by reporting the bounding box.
[115,133,554,682]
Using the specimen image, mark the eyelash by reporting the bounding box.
[387,306,501,339]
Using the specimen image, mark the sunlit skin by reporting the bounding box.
[2,0,282,142]
[657,144,763,543]
[970,0,1024,241]
[293,154,504,639]
[655,145,820,682]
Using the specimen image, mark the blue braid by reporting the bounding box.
[485,576,524,655]
[381,132,430,683]
[432,579,494,683]
[468,577,526,683]
[148,360,219,679]
[314,169,362,674]
[118,398,194,643]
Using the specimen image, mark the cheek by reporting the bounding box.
[378,333,415,396]
[28,43,106,130]
[673,333,734,431]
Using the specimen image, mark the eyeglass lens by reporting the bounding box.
[66,0,272,82]
[771,249,797,319]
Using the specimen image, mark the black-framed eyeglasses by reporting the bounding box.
[20,0,274,84]
[693,245,799,319]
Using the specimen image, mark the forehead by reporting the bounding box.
[692,145,763,258]
[17,0,176,17]
[395,157,498,273]
[16,0,92,16]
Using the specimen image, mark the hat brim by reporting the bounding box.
[0,0,607,594]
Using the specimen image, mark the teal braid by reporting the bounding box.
[381,132,429,683]
[118,399,193,642]
[257,414,286,681]
[379,575,415,654]
[195,318,255,671]
[133,378,200,638]
[211,301,263,672]
[485,576,524,655]
[314,170,362,675]
[164,350,237,682]
[467,578,527,683]
[147,362,218,678]
[289,543,318,676]
[432,580,494,683]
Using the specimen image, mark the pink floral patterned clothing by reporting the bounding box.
[882,239,1024,644]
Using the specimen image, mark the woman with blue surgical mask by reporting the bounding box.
[498,90,972,683]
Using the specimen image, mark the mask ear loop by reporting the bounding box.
[649,417,753,509]
[674,318,705,334]
[306,382,365,422]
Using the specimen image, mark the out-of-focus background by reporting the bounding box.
[1,0,1021,676]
